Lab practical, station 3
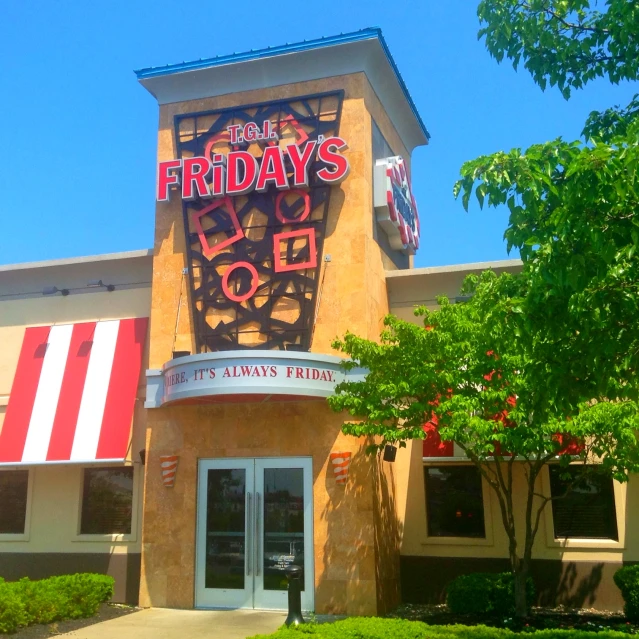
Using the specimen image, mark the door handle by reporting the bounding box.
[255,492,261,577]
[246,491,252,576]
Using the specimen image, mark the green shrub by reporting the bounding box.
[0,582,27,634]
[446,573,535,615]
[49,574,115,619]
[614,565,639,622]
[248,618,633,639]
[0,573,114,634]
[13,577,65,625]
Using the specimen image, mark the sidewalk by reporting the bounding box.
[58,608,286,639]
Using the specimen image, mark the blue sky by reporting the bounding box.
[0,0,635,268]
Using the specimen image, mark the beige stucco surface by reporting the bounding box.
[396,442,638,562]
[0,462,144,554]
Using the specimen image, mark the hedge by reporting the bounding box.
[446,573,535,615]
[614,565,639,623]
[0,573,114,634]
[249,618,633,639]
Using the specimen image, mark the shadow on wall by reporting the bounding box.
[532,561,605,609]
[373,448,404,614]
[400,557,621,610]
[315,442,403,616]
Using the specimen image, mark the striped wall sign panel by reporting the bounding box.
[0,318,148,464]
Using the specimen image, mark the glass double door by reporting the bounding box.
[195,457,314,611]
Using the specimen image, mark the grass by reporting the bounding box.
[248,617,638,639]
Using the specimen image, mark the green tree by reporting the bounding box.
[454,0,639,444]
[460,1,639,377]
[328,271,639,617]
[330,1,639,616]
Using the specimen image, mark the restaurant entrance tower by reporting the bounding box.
[136,28,429,614]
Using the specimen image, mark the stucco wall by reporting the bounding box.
[0,461,144,554]
[0,254,151,602]
[389,268,639,611]
[396,441,638,609]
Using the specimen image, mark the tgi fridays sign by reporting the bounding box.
[157,93,420,354]
[157,120,420,256]
[157,121,349,202]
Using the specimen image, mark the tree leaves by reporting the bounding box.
[477,0,639,98]
[329,267,639,487]
[454,114,639,404]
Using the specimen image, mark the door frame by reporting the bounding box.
[195,456,314,611]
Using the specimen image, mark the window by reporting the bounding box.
[549,465,618,540]
[80,467,134,535]
[424,466,486,538]
[0,470,29,534]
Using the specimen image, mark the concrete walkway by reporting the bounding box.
[59,608,287,639]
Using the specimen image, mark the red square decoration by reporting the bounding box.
[191,197,244,259]
[273,228,317,273]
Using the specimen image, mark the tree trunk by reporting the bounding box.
[513,564,529,618]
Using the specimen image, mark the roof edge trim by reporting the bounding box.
[0,249,154,273]
[135,28,380,79]
[134,27,430,141]
[385,259,523,278]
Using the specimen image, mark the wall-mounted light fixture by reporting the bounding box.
[42,286,69,296]
[383,444,397,463]
[329,452,351,485]
[87,279,115,292]
[160,455,179,487]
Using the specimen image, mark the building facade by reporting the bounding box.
[0,250,151,603]
[0,28,636,614]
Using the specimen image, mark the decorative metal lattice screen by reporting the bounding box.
[174,91,344,352]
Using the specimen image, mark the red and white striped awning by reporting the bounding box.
[0,318,148,465]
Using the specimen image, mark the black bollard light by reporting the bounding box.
[284,565,305,626]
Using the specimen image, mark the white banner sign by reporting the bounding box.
[145,350,365,407]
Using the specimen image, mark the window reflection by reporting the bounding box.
[425,466,486,538]
[263,468,304,591]
[205,469,246,589]
[549,466,618,540]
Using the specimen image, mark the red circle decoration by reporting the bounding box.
[275,190,311,224]
[222,262,259,302]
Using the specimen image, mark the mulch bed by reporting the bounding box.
[390,603,639,633]
[8,603,140,638]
